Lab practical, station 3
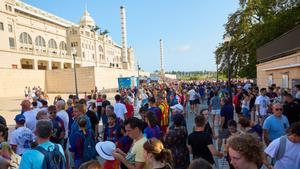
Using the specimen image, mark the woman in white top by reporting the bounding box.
[242,92,250,119]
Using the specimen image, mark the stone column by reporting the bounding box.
[60,62,64,69]
[48,61,52,70]
[33,59,38,70]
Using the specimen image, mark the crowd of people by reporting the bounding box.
[0,81,299,169]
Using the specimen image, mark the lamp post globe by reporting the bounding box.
[72,47,79,98]
[224,36,232,102]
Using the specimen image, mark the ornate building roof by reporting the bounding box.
[79,9,95,28]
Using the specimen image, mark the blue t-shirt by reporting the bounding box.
[103,124,122,143]
[144,125,161,139]
[220,104,234,129]
[20,141,65,169]
[211,96,221,110]
[263,115,290,141]
[199,87,205,96]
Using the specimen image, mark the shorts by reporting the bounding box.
[242,108,250,119]
[194,99,200,104]
[218,129,230,139]
[211,109,220,115]
[235,106,242,114]
[189,100,196,105]
[256,113,268,121]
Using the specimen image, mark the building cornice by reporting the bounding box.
[15,0,78,28]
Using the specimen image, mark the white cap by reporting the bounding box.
[170,104,183,111]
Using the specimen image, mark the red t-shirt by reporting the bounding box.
[125,104,134,119]
[103,160,119,169]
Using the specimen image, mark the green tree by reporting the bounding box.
[215,0,300,78]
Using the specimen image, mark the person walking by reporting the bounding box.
[263,103,289,146]
[20,120,66,169]
[264,122,300,169]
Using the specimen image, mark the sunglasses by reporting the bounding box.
[275,108,283,111]
[49,111,56,114]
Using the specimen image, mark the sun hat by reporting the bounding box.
[95,141,116,160]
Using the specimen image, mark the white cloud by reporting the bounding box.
[178,44,192,52]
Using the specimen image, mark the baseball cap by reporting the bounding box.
[14,114,26,123]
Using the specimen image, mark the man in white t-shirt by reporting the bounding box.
[264,122,300,169]
[55,100,70,169]
[9,114,34,155]
[21,100,39,131]
[32,96,42,108]
[114,94,127,121]
[255,88,270,125]
[55,100,69,139]
[188,88,196,113]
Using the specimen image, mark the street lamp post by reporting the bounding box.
[216,56,219,82]
[137,63,140,89]
[72,47,79,98]
[224,36,232,102]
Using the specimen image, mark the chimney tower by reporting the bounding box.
[160,39,164,75]
[120,6,128,68]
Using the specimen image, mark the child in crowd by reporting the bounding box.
[116,126,133,169]
[96,141,119,169]
[103,113,122,143]
[144,111,161,139]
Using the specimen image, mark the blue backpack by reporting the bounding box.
[35,144,66,169]
[79,130,98,162]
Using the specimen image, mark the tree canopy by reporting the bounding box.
[215,0,300,78]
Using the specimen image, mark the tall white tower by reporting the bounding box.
[160,39,164,74]
[120,6,128,69]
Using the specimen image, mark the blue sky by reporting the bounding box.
[23,0,239,72]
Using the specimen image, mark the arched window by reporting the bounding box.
[19,32,32,44]
[35,36,46,47]
[59,41,67,51]
[99,45,103,53]
[48,39,57,49]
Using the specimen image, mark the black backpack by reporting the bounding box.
[35,144,66,169]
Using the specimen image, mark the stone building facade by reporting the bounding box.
[0,0,135,70]
[256,26,300,94]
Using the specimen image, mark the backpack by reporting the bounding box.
[35,144,66,169]
[79,130,98,162]
[274,136,287,161]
